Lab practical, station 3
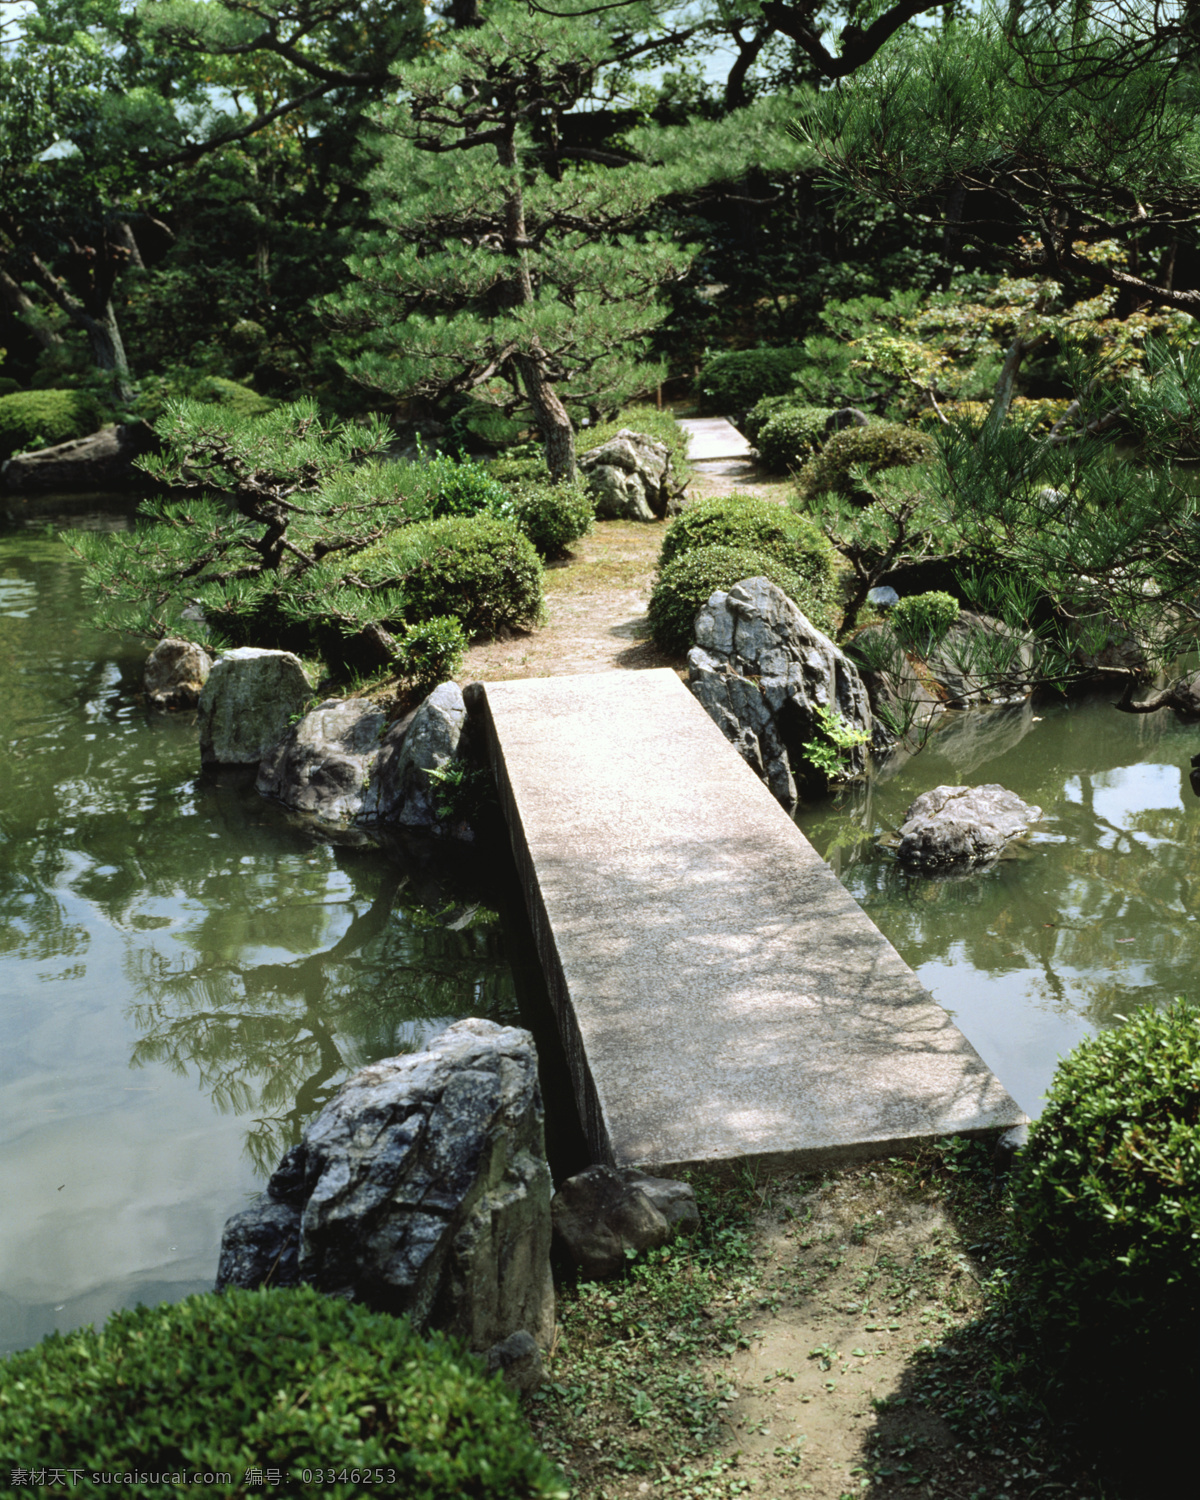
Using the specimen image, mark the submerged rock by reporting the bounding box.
[144,637,212,710]
[216,1018,555,1352]
[198,647,313,767]
[688,576,872,811]
[895,783,1041,869]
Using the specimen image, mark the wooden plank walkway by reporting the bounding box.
[471,669,1025,1175]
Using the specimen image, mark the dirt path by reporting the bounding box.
[459,462,792,684]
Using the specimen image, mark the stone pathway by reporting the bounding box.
[677,414,755,461]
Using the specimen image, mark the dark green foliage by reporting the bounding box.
[0,1287,567,1499]
[410,450,510,519]
[0,375,21,397]
[742,394,803,445]
[659,496,836,605]
[1009,1001,1200,1425]
[796,421,934,501]
[648,543,835,655]
[393,615,467,696]
[890,590,959,648]
[0,387,104,459]
[493,479,594,559]
[446,400,525,452]
[695,346,809,414]
[755,405,839,472]
[356,513,544,639]
[488,449,550,487]
[192,376,278,418]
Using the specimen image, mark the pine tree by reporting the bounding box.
[324,3,810,479]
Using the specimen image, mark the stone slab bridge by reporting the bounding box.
[469,669,1026,1177]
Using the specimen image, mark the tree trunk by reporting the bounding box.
[86,301,134,403]
[0,268,63,353]
[496,130,576,481]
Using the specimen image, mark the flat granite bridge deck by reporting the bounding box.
[472,669,1025,1174]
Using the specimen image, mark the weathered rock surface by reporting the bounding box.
[198,647,313,767]
[216,1018,555,1351]
[551,1164,673,1279]
[578,429,682,522]
[621,1169,700,1236]
[0,421,160,493]
[362,680,468,830]
[144,637,212,710]
[895,783,1041,869]
[824,406,871,437]
[688,576,872,811]
[215,1197,301,1291]
[256,697,386,822]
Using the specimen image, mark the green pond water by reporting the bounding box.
[0,497,521,1356]
[795,694,1200,1117]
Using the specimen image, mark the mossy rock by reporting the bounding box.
[193,376,277,418]
[0,388,106,460]
[0,1287,567,1499]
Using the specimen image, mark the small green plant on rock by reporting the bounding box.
[890,591,960,653]
[801,704,871,782]
[393,615,467,697]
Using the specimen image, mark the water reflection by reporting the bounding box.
[798,695,1200,1113]
[0,504,518,1353]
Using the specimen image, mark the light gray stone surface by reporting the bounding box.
[362,680,468,829]
[198,647,313,766]
[578,429,680,521]
[256,698,386,822]
[476,669,1025,1175]
[678,416,754,461]
[688,577,872,809]
[144,637,211,710]
[621,1169,700,1236]
[895,783,1042,870]
[215,1018,554,1351]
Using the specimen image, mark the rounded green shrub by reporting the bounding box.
[488,450,549,486]
[357,512,544,639]
[0,375,21,397]
[0,1287,567,1499]
[493,478,594,558]
[755,406,840,473]
[890,590,959,647]
[193,376,278,418]
[446,399,524,451]
[0,388,105,460]
[695,347,809,414]
[1009,1001,1200,1426]
[648,543,835,655]
[659,496,836,608]
[409,450,509,519]
[796,421,934,501]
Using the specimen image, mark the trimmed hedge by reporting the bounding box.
[1009,1001,1200,1425]
[755,405,839,473]
[659,496,837,604]
[796,421,934,501]
[695,347,808,415]
[493,478,594,559]
[356,512,545,639]
[0,1287,567,1499]
[648,543,836,655]
[890,590,959,647]
[0,388,105,460]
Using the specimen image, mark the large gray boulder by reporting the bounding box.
[688,576,872,811]
[144,637,212,710]
[578,429,681,521]
[216,1018,555,1353]
[895,783,1041,869]
[362,680,468,830]
[198,647,313,767]
[256,698,387,823]
[1,420,159,494]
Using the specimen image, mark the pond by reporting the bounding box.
[0,495,522,1357]
[796,693,1200,1117]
